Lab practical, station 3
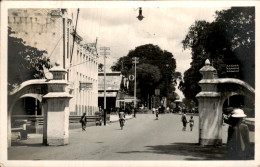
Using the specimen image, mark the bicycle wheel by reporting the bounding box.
[120,120,124,130]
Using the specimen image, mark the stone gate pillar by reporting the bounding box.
[196,59,222,146]
[43,63,72,145]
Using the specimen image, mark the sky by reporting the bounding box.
[76,6,229,74]
[74,5,229,98]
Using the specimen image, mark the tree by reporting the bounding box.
[215,7,255,87]
[129,63,161,103]
[181,7,255,103]
[111,44,178,103]
[8,27,50,92]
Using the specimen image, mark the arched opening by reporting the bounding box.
[11,97,44,143]
[222,95,255,118]
[12,97,42,116]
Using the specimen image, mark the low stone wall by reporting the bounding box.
[244,118,255,131]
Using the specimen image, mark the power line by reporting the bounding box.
[47,36,63,58]
[65,60,89,69]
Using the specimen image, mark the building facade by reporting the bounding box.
[98,72,137,113]
[98,72,122,111]
[8,8,98,117]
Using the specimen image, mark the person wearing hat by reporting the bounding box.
[226,108,250,160]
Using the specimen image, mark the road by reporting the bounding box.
[8,114,232,160]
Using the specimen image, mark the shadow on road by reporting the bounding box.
[145,143,229,160]
[117,142,254,160]
[11,142,43,147]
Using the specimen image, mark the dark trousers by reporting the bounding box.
[82,122,86,130]
[182,122,187,131]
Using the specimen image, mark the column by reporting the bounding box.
[196,59,222,146]
[43,62,72,146]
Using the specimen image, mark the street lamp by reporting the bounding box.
[137,7,144,21]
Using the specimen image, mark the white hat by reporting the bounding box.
[231,108,247,118]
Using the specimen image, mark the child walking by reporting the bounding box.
[189,116,194,131]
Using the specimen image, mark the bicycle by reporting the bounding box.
[119,119,125,130]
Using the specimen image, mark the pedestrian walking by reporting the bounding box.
[152,107,155,114]
[226,108,250,160]
[155,108,159,120]
[189,116,194,131]
[181,113,188,131]
[166,107,170,113]
[119,109,125,129]
[80,113,87,131]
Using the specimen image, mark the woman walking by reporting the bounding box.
[181,113,188,131]
[80,113,87,131]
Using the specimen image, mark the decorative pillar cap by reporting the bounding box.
[199,60,216,72]
[205,59,210,65]
[49,62,67,73]
[49,62,67,80]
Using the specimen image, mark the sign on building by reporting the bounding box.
[80,82,93,90]
[129,75,135,81]
[226,64,239,73]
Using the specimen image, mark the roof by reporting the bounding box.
[98,72,122,91]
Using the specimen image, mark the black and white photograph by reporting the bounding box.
[0,1,259,167]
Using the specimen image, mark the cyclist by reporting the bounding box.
[118,109,125,129]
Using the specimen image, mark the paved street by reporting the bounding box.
[8,114,239,160]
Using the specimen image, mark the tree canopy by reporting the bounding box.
[111,44,178,103]
[181,7,255,103]
[8,27,50,92]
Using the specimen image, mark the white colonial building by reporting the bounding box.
[8,8,98,117]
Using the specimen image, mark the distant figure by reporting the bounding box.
[132,108,135,118]
[166,107,170,113]
[152,107,155,114]
[181,113,188,131]
[118,110,125,127]
[131,108,135,115]
[155,108,159,120]
[116,108,120,115]
[80,113,87,131]
[158,106,161,114]
[125,106,130,115]
[189,116,194,131]
[161,105,165,113]
[227,108,250,160]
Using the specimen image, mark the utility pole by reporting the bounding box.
[70,8,80,65]
[68,8,79,81]
[132,57,139,108]
[100,47,110,126]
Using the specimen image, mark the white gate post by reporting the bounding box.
[43,62,72,145]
